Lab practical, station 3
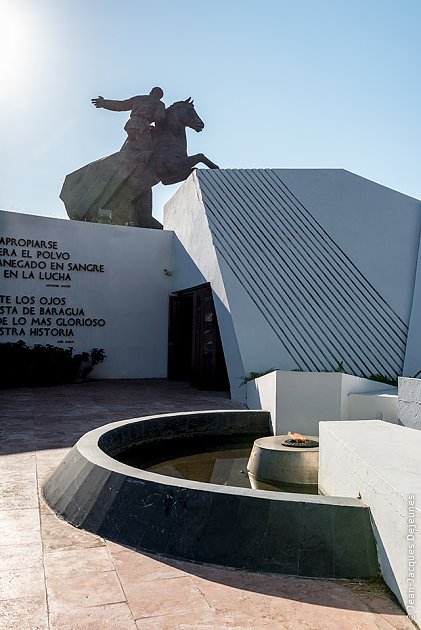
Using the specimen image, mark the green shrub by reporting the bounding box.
[240,368,277,386]
[0,341,106,388]
[365,373,398,387]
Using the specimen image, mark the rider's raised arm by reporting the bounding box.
[91,96,136,111]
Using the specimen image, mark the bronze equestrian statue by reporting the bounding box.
[92,87,166,170]
[60,87,219,228]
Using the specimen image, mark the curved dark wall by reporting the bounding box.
[43,410,379,579]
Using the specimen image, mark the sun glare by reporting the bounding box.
[0,4,34,96]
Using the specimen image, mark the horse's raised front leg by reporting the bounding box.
[184,154,219,170]
[159,154,219,185]
[198,153,219,169]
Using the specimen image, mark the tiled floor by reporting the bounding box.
[0,380,415,629]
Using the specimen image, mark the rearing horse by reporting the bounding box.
[154,98,219,185]
[60,98,219,228]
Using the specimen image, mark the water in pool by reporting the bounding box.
[117,436,319,494]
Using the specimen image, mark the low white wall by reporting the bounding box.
[398,377,421,430]
[0,211,173,378]
[246,370,277,432]
[348,390,398,423]
[319,420,421,624]
[247,370,396,435]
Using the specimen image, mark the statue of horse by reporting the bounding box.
[154,98,218,184]
[60,98,219,228]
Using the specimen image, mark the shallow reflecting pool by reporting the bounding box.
[117,437,319,494]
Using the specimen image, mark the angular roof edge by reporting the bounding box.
[195,168,421,203]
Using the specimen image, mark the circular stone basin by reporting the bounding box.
[42,411,378,580]
[247,435,319,486]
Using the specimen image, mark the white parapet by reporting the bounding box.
[319,420,421,624]
[247,370,397,435]
[348,389,398,423]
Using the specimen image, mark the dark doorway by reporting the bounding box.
[168,284,230,391]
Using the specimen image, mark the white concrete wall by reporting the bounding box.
[0,210,173,378]
[348,391,398,423]
[344,372,398,425]
[279,169,421,323]
[403,236,421,376]
[247,370,396,435]
[398,377,421,430]
[216,257,296,376]
[164,175,247,403]
[245,370,278,433]
[319,420,421,624]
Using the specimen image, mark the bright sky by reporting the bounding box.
[1,0,420,224]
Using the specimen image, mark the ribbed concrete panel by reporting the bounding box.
[197,169,408,378]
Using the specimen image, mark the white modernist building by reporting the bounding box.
[166,168,421,397]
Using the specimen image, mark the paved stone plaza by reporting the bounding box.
[0,380,415,629]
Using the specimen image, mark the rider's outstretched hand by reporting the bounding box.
[91,96,104,108]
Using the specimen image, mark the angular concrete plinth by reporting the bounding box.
[248,436,319,486]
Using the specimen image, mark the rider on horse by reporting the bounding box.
[91,87,165,167]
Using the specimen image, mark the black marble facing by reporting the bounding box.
[43,410,379,579]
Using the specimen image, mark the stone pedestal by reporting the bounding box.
[247,435,319,486]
